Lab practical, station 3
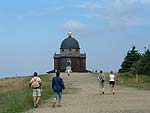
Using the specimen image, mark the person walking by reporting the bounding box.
[109,71,115,94]
[98,70,105,94]
[52,70,65,108]
[29,72,42,107]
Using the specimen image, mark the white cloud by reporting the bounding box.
[63,20,100,38]
[107,0,150,27]
[64,20,86,31]
[73,0,150,28]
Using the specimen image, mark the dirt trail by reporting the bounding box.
[25,73,150,113]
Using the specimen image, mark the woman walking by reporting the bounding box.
[109,71,115,94]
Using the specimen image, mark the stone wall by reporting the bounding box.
[54,57,86,72]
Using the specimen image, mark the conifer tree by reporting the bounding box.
[131,49,150,75]
[119,46,141,73]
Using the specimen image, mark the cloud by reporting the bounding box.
[71,0,150,28]
[64,20,86,31]
[80,0,150,28]
[63,20,100,38]
[105,0,150,27]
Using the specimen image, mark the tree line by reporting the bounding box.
[119,46,150,76]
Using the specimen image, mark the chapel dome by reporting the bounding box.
[60,32,80,49]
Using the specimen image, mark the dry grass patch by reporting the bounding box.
[0,77,28,93]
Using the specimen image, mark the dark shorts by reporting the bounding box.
[109,81,115,85]
[54,92,62,100]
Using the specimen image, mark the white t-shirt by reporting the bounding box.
[109,74,115,81]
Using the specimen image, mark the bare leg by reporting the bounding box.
[110,84,113,93]
[102,87,104,94]
[99,81,103,94]
[53,98,57,108]
[36,96,40,106]
[102,82,104,94]
[33,96,37,107]
[58,99,61,106]
[112,84,115,94]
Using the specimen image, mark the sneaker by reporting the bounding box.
[57,105,62,107]
[34,103,36,108]
[36,103,40,107]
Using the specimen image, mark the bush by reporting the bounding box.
[139,75,150,83]
[118,72,135,79]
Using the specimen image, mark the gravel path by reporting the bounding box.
[25,73,150,113]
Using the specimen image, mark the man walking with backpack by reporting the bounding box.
[98,70,105,95]
[29,72,42,107]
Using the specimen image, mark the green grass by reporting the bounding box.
[0,89,33,113]
[117,72,150,90]
[0,74,53,113]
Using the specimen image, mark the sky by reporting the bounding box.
[0,0,150,78]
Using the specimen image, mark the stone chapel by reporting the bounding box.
[54,32,86,72]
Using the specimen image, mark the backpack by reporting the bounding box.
[31,77,40,88]
[99,74,104,82]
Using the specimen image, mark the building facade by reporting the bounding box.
[54,32,86,72]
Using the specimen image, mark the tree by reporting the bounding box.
[131,49,150,75]
[119,46,141,73]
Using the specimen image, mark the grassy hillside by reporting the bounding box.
[0,74,53,113]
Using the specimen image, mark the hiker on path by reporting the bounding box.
[67,69,71,76]
[52,70,65,108]
[29,72,42,107]
[98,70,105,94]
[109,71,115,94]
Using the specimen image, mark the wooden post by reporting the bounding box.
[136,74,139,83]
